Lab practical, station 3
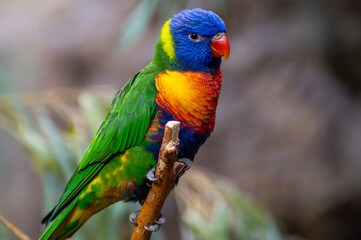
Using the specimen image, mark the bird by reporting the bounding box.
[39,8,229,240]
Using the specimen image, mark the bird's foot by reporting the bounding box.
[129,211,139,226]
[176,158,192,177]
[146,166,159,186]
[143,215,166,232]
[143,224,160,232]
[129,211,166,232]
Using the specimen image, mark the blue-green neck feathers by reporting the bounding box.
[153,8,227,73]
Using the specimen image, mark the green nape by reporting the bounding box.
[153,40,175,71]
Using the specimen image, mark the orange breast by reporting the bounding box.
[155,70,222,134]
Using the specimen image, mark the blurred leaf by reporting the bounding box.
[37,112,75,179]
[0,222,10,240]
[117,0,160,53]
[0,215,31,240]
[78,90,113,135]
[176,167,282,240]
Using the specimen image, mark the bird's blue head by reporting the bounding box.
[154,8,229,72]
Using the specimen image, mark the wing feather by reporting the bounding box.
[43,64,161,224]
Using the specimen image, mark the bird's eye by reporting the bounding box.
[188,33,205,42]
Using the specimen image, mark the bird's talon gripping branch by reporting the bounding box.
[139,214,166,232]
[146,166,159,183]
[176,158,192,177]
[154,214,166,225]
[143,224,160,232]
[129,211,140,226]
[178,158,192,170]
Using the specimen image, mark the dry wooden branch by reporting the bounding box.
[130,121,184,240]
[0,215,31,240]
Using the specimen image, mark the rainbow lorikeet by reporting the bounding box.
[39,8,229,240]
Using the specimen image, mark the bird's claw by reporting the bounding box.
[178,158,192,170]
[143,224,160,232]
[146,166,159,184]
[143,215,166,232]
[176,158,192,177]
[155,215,166,224]
[129,211,139,225]
[130,211,166,231]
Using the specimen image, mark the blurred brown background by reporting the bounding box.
[1,0,361,239]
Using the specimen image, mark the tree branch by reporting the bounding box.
[130,121,184,240]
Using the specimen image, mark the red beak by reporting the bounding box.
[211,33,230,61]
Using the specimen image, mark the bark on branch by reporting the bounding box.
[130,121,184,240]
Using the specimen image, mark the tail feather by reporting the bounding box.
[41,207,56,225]
[39,199,79,240]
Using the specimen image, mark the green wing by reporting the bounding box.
[43,63,160,224]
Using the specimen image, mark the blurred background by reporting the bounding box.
[1,0,361,239]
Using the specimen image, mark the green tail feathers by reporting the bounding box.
[39,199,79,240]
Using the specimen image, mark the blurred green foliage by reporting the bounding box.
[176,168,282,240]
[0,223,10,240]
